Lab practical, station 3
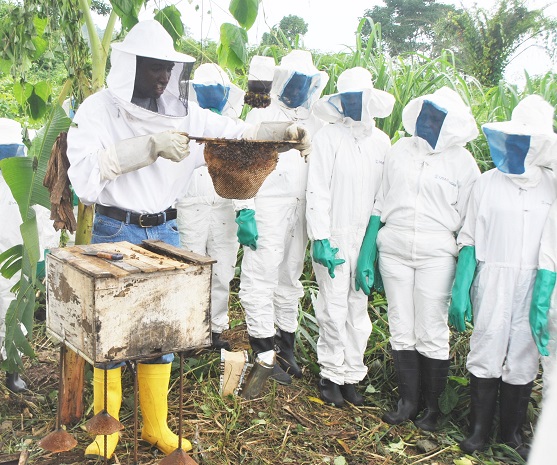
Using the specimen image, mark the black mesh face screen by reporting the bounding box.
[179,62,195,114]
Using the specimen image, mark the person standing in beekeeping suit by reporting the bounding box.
[306,67,394,407]
[176,63,245,351]
[0,118,60,393]
[449,95,557,460]
[368,87,480,427]
[236,50,328,385]
[66,20,311,460]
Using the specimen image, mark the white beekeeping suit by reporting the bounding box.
[452,95,557,459]
[375,87,480,429]
[306,67,394,407]
[176,63,245,350]
[0,118,60,392]
[236,50,328,385]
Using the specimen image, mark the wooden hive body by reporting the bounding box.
[46,240,214,364]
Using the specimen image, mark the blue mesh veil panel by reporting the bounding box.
[483,127,531,174]
[415,99,448,149]
[340,91,363,121]
[278,72,316,108]
[193,83,230,113]
[0,144,25,161]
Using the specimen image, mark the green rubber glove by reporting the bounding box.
[530,268,556,356]
[448,246,476,332]
[313,239,345,278]
[235,209,258,251]
[355,216,382,295]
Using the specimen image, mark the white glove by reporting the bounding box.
[99,130,190,181]
[284,124,311,159]
[152,130,190,161]
[244,121,312,159]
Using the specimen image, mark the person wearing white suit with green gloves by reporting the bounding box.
[363,87,480,430]
[307,67,394,407]
[176,63,245,351]
[237,50,328,386]
[450,95,557,459]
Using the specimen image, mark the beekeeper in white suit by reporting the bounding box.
[236,50,327,385]
[369,87,480,428]
[66,20,311,460]
[176,63,245,351]
[0,118,60,392]
[450,95,557,460]
[306,67,394,407]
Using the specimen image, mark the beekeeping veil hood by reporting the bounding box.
[107,20,195,114]
[188,63,245,118]
[313,67,395,127]
[482,94,557,187]
[403,86,478,154]
[272,50,328,115]
[0,118,25,160]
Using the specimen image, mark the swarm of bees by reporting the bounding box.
[243,91,271,109]
[203,138,282,199]
[244,80,273,108]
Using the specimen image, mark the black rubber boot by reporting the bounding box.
[248,335,291,385]
[6,372,27,393]
[382,350,420,425]
[340,384,364,406]
[318,378,345,407]
[275,329,302,378]
[211,332,231,351]
[499,380,533,461]
[414,355,450,431]
[459,375,500,454]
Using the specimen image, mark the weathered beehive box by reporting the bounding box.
[46,240,214,365]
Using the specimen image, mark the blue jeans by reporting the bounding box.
[93,213,180,368]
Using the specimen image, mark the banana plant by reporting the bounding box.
[218,0,260,69]
[0,105,70,372]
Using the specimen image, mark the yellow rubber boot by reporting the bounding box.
[85,367,122,459]
[138,362,192,455]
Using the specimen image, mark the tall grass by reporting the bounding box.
[309,20,557,171]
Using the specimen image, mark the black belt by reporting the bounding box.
[96,205,177,227]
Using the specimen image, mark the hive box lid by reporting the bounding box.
[48,240,215,279]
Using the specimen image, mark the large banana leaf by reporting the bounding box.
[0,105,71,372]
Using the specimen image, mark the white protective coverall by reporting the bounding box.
[377,87,480,360]
[0,118,60,361]
[238,50,328,338]
[306,68,394,385]
[458,96,557,385]
[176,63,245,334]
